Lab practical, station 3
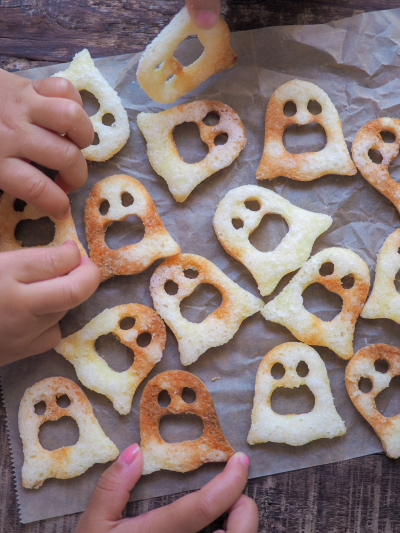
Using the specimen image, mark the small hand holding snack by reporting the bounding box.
[75,445,258,533]
[185,0,221,29]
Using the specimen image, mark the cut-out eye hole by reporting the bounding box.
[95,333,134,373]
[283,101,297,117]
[245,199,261,211]
[158,390,171,408]
[92,132,100,146]
[232,218,244,229]
[99,200,110,216]
[137,332,152,347]
[56,395,71,408]
[102,113,115,126]
[159,414,204,443]
[358,377,373,393]
[39,417,79,451]
[341,275,355,290]
[271,362,285,379]
[203,112,220,126]
[34,401,46,415]
[182,387,196,404]
[214,133,228,146]
[80,90,100,116]
[380,131,396,143]
[119,317,136,330]
[368,148,383,164]
[184,268,199,279]
[13,198,27,212]
[296,361,309,377]
[15,218,56,247]
[121,192,134,206]
[375,358,389,373]
[319,262,334,276]
[165,280,179,295]
[307,100,322,115]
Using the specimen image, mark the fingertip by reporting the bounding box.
[118,444,140,466]
[228,452,250,470]
[194,10,218,29]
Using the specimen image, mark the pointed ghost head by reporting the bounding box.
[150,253,264,365]
[18,377,118,489]
[55,304,166,415]
[256,79,356,181]
[53,48,129,162]
[85,174,180,281]
[140,370,234,474]
[352,118,400,214]
[248,342,346,446]
[213,184,332,296]
[136,7,237,104]
[262,248,370,359]
[0,193,86,256]
[346,344,400,458]
[137,100,246,202]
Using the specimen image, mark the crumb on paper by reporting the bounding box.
[212,377,221,382]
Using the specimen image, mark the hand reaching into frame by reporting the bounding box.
[75,444,259,533]
[186,0,221,29]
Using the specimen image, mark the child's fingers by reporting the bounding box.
[32,77,83,106]
[185,0,221,29]
[5,323,62,365]
[25,257,101,315]
[217,494,259,533]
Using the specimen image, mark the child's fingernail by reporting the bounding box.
[62,240,76,246]
[235,452,250,467]
[119,444,140,466]
[195,11,218,28]
[61,206,71,220]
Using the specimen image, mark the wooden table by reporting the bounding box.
[2,1,400,531]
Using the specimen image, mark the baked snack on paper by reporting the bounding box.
[256,79,356,181]
[361,229,400,323]
[150,253,264,366]
[262,248,370,360]
[136,7,237,104]
[85,174,180,282]
[346,344,400,459]
[352,118,400,214]
[19,377,118,489]
[248,342,346,446]
[53,49,129,162]
[0,192,86,256]
[140,370,234,474]
[213,185,332,296]
[137,100,246,202]
[55,304,166,415]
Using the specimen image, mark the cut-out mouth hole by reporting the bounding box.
[271,385,315,415]
[302,283,343,321]
[271,362,285,380]
[121,192,134,207]
[358,377,373,393]
[368,148,383,164]
[105,215,145,250]
[56,395,71,408]
[95,332,134,372]
[174,122,208,164]
[137,332,152,348]
[341,275,355,290]
[232,218,244,229]
[39,416,79,451]
[375,358,389,374]
[92,132,100,146]
[182,387,196,404]
[100,200,110,216]
[375,375,400,417]
[203,112,220,126]
[245,199,261,211]
[119,317,136,330]
[307,100,322,115]
[158,390,171,408]
[283,101,297,117]
[80,90,100,116]
[102,113,115,126]
[249,213,289,253]
[173,35,204,67]
[283,123,327,154]
[319,262,334,276]
[159,414,204,443]
[14,198,27,212]
[214,133,228,146]
[184,268,199,279]
[389,150,400,183]
[180,283,223,324]
[296,361,309,377]
[165,280,179,295]
[394,269,400,293]
[15,217,56,247]
[34,401,46,415]
[380,130,396,143]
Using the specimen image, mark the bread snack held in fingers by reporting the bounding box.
[0,192,86,255]
[352,118,400,213]
[136,7,237,103]
[262,248,370,360]
[213,185,332,296]
[53,49,129,162]
[256,80,356,181]
[137,100,246,202]
[140,370,234,474]
[19,377,118,489]
[346,344,400,459]
[85,174,180,282]
[150,253,264,365]
[55,304,166,415]
[248,343,346,446]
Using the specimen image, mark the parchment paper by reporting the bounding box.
[3,7,400,524]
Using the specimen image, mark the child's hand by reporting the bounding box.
[0,241,101,365]
[75,445,258,533]
[0,69,93,220]
[186,0,221,29]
